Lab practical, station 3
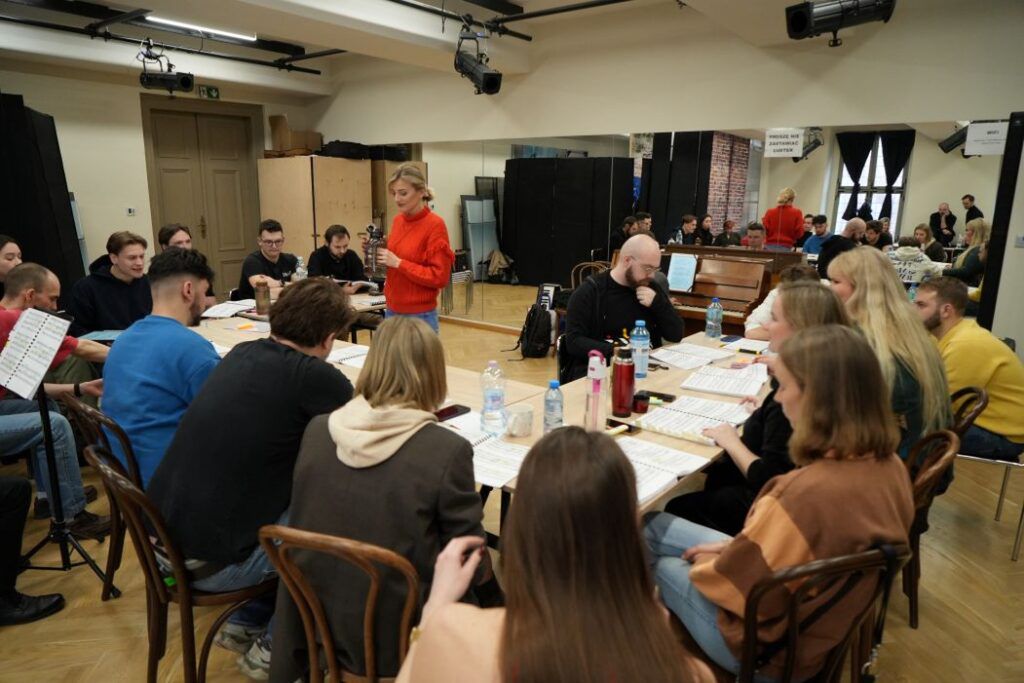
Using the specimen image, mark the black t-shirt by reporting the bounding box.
[148,338,353,563]
[307,245,365,281]
[236,250,299,299]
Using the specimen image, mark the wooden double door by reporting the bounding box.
[148,111,258,296]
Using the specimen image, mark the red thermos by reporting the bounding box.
[612,346,635,418]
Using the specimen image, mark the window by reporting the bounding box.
[833,136,908,235]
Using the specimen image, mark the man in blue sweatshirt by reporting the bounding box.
[68,231,152,336]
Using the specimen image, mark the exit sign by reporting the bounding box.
[198,85,220,100]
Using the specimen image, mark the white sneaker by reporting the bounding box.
[237,637,271,680]
[214,622,262,654]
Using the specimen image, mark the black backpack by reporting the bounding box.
[510,304,551,359]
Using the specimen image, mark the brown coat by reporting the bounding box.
[269,416,484,682]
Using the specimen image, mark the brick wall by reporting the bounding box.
[706,132,751,234]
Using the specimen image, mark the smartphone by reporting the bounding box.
[605,418,639,433]
[434,404,471,422]
[721,335,742,343]
[635,390,676,403]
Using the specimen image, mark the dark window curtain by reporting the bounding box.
[836,132,877,219]
[878,130,916,218]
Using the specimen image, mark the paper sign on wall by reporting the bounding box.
[765,128,805,157]
[965,122,1008,156]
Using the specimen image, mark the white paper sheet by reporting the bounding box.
[0,309,70,399]
[681,365,766,398]
[440,411,491,447]
[661,396,751,425]
[472,439,530,488]
[327,345,371,365]
[616,436,709,476]
[202,300,256,319]
[636,409,720,446]
[722,338,771,354]
[650,342,734,369]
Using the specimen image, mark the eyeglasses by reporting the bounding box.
[261,238,284,247]
[635,262,660,275]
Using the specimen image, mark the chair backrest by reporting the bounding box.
[739,544,912,683]
[570,261,609,289]
[555,334,571,386]
[950,387,989,437]
[83,445,194,609]
[906,430,960,512]
[63,393,144,488]
[258,524,420,683]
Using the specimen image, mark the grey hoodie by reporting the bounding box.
[888,246,943,284]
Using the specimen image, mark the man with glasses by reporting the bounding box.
[235,219,298,300]
[564,234,683,381]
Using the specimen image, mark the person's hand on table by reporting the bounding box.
[702,423,743,450]
[419,536,485,624]
[81,379,104,398]
[739,395,760,413]
[376,248,401,269]
[755,354,778,375]
[635,286,656,307]
[683,541,728,564]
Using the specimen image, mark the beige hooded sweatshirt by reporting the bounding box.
[327,395,438,468]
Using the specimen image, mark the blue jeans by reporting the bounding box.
[645,512,777,682]
[0,398,85,519]
[385,308,439,333]
[961,424,1024,462]
[191,510,288,637]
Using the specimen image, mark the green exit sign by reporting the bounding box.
[198,85,220,100]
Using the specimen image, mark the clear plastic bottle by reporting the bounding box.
[480,360,508,437]
[293,256,308,282]
[908,283,918,302]
[630,320,651,379]
[543,379,564,433]
[705,297,723,339]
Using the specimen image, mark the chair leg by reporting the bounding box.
[995,465,1012,521]
[147,593,168,683]
[1013,501,1024,562]
[198,598,262,683]
[179,602,199,683]
[908,535,921,629]
[101,508,125,601]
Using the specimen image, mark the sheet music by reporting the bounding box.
[630,459,683,505]
[472,438,530,488]
[340,354,367,369]
[327,345,371,365]
[637,409,719,446]
[661,396,751,425]
[440,410,491,447]
[681,365,766,398]
[0,308,70,399]
[651,342,733,369]
[616,436,708,476]
[202,300,256,319]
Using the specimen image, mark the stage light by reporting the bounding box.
[792,138,823,163]
[139,70,195,93]
[938,126,968,154]
[455,27,501,95]
[786,0,897,47]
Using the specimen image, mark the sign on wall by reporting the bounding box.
[965,122,1008,156]
[765,128,805,157]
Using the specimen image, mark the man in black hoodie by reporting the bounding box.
[68,231,152,336]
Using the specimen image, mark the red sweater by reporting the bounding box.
[384,206,454,314]
[761,205,805,248]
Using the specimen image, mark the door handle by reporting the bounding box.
[198,215,207,239]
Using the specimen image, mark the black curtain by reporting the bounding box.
[878,130,915,219]
[836,132,877,220]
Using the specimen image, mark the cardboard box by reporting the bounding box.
[269,115,322,152]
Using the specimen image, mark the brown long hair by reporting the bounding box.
[780,326,900,464]
[499,427,689,682]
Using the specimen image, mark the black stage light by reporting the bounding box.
[938,126,968,154]
[786,0,897,46]
[139,70,195,93]
[455,50,502,95]
[792,137,823,162]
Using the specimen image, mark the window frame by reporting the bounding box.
[832,135,909,236]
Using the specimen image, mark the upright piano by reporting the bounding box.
[668,255,771,336]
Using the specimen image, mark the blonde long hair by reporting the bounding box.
[955,218,991,268]
[355,317,446,411]
[828,248,950,434]
[776,187,796,206]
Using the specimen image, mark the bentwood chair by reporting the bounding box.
[84,446,276,683]
[63,394,144,601]
[902,430,960,629]
[258,525,421,683]
[570,261,610,289]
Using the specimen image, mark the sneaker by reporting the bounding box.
[34,485,99,520]
[66,510,111,540]
[236,637,271,680]
[0,590,65,627]
[214,622,263,654]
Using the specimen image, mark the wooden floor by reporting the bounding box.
[1,321,1021,681]
[443,282,538,329]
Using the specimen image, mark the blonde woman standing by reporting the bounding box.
[375,163,453,332]
[761,187,805,250]
[945,218,990,286]
[827,247,952,461]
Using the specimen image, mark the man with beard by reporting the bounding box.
[564,234,683,381]
[914,277,1024,462]
[102,247,220,486]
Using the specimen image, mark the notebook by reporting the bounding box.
[650,342,734,370]
[615,436,709,504]
[637,396,751,446]
[327,345,371,367]
[440,411,530,488]
[201,300,256,319]
[680,364,768,398]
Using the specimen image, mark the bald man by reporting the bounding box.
[563,234,683,381]
[816,217,864,279]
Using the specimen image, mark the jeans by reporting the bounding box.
[385,308,439,333]
[191,510,288,637]
[0,399,85,519]
[645,512,776,683]
[961,424,1024,462]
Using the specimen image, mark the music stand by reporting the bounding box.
[1,309,117,594]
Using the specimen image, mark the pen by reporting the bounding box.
[737,349,761,355]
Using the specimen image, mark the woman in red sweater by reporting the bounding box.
[375,164,453,332]
[761,187,805,250]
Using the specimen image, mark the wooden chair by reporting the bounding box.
[570,261,609,289]
[950,386,989,437]
[258,524,420,683]
[63,394,143,601]
[736,544,912,683]
[83,446,276,683]
[902,430,960,628]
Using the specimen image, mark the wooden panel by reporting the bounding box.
[256,155,314,260]
[150,112,206,253]
[664,244,804,274]
[312,157,372,257]
[371,160,428,232]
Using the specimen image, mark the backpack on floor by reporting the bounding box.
[509,304,552,359]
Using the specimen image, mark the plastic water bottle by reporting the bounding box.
[543,380,564,433]
[480,360,508,437]
[908,283,918,302]
[293,256,308,282]
[705,297,723,338]
[630,320,651,379]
